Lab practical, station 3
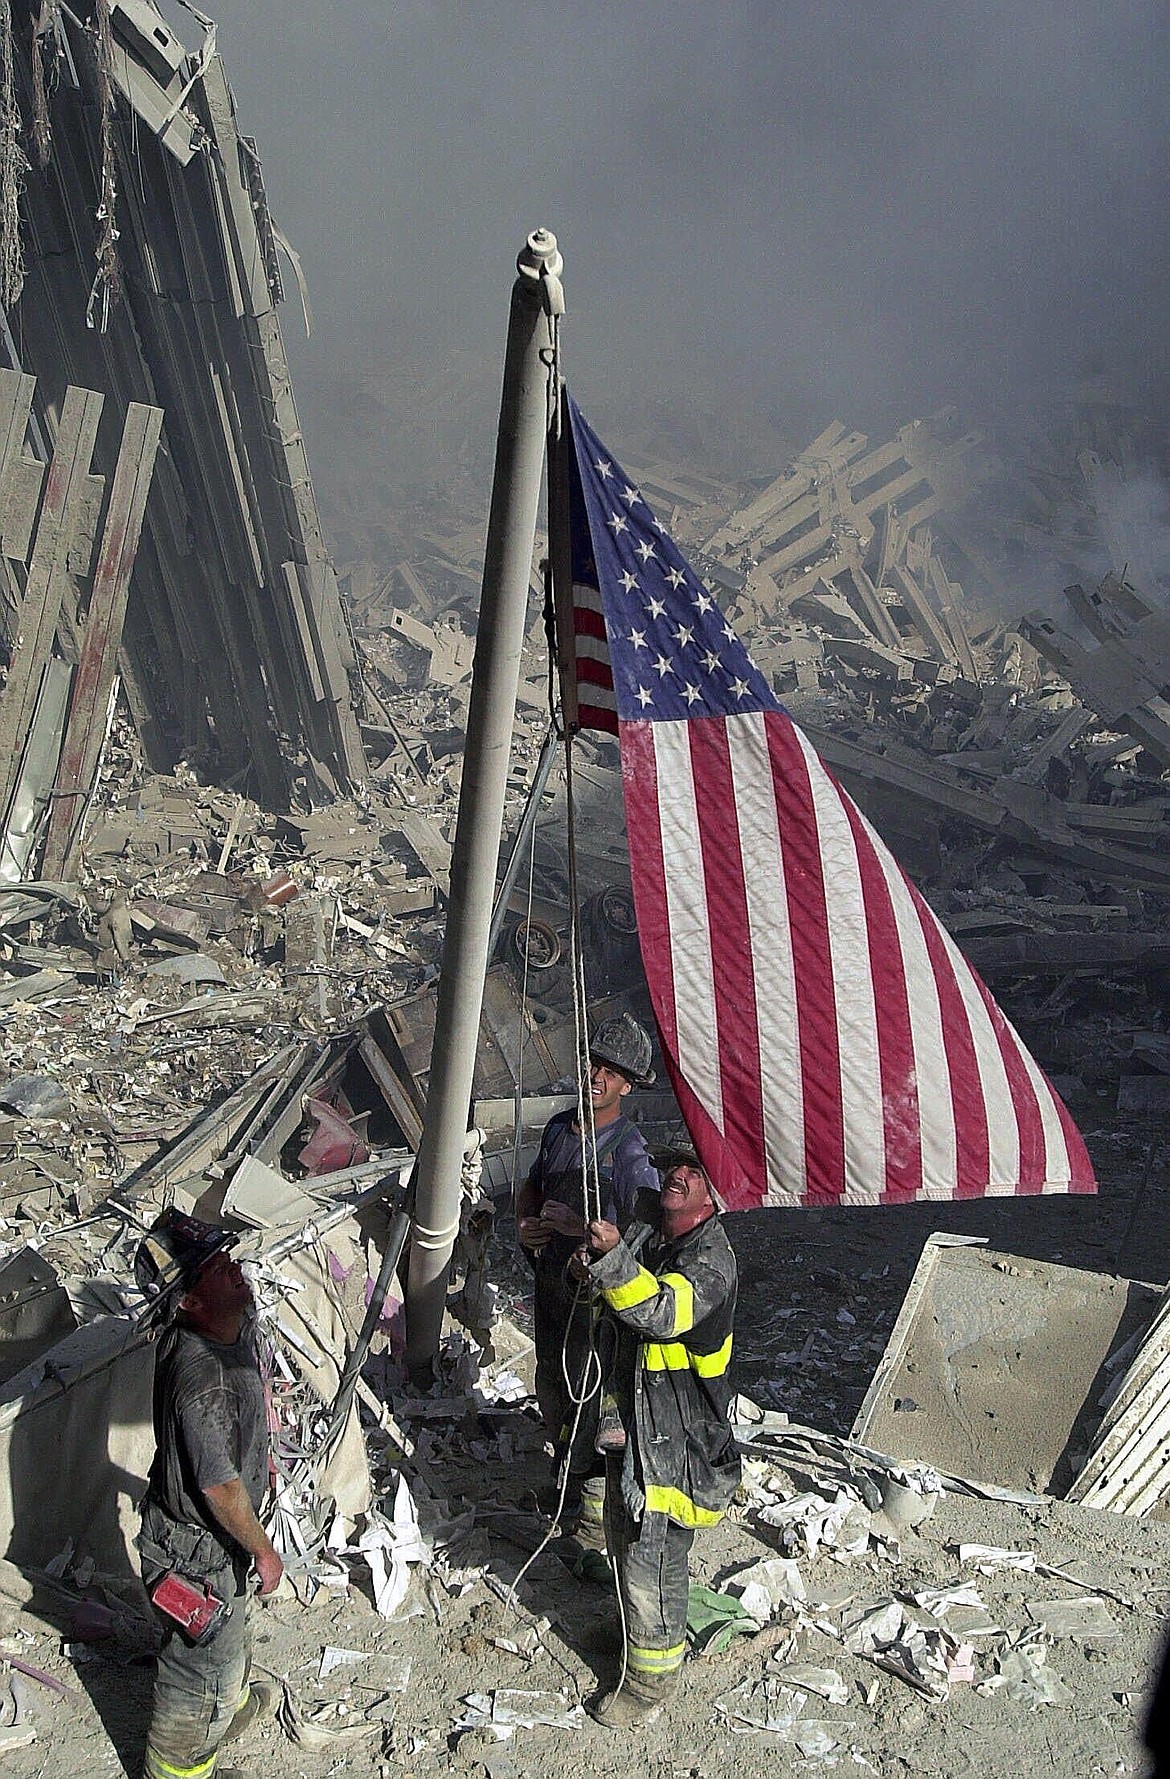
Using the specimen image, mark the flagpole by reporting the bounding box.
[404,228,565,1383]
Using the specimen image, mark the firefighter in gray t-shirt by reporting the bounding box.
[135,1211,282,1779]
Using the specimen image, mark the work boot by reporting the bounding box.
[587,1670,678,1728]
[222,1680,276,1743]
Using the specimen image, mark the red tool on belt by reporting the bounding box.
[150,1572,227,1645]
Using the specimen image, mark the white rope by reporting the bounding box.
[564,735,604,1226]
[508,362,629,1686]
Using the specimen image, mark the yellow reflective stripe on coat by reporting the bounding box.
[644,1340,688,1372]
[144,1750,218,1779]
[644,1483,724,1527]
[691,1332,733,1376]
[643,1333,733,1377]
[602,1265,659,1311]
[628,1639,686,1675]
[658,1271,694,1334]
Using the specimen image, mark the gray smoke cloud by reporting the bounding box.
[185,0,1167,491]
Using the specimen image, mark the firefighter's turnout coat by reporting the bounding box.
[589,1210,741,1528]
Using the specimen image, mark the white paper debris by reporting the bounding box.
[910,1582,1000,1638]
[457,1689,585,1737]
[318,1646,370,1682]
[843,1599,904,1655]
[356,1475,430,1618]
[714,1677,845,1754]
[1025,1596,1118,1640]
[978,1635,1074,1707]
[726,1555,808,1623]
[769,1663,849,1706]
[757,1488,871,1558]
[958,1544,1038,1575]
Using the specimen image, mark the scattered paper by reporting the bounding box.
[978,1636,1074,1707]
[714,1677,845,1755]
[457,1689,585,1737]
[725,1555,807,1623]
[1025,1596,1118,1641]
[757,1489,871,1558]
[769,1663,849,1706]
[910,1582,1000,1639]
[959,1544,1037,1575]
[318,1646,370,1682]
[356,1475,430,1618]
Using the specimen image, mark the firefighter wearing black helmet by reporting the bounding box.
[134,1210,282,1779]
[515,1015,660,1558]
[579,1149,740,1729]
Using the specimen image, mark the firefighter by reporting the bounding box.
[135,1211,282,1779]
[515,1014,660,1554]
[579,1149,741,1728]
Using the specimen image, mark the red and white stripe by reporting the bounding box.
[570,581,619,733]
[620,706,1095,1211]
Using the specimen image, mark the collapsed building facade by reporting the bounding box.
[1,0,365,847]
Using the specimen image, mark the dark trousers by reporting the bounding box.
[605,1454,693,1681]
[144,1576,251,1779]
[533,1259,600,1482]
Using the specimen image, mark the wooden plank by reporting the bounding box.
[0,385,104,816]
[41,402,163,879]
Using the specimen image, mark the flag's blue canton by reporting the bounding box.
[568,397,775,724]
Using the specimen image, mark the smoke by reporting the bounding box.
[172,0,1169,523]
[1084,464,1170,599]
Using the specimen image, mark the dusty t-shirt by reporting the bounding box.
[148,1321,268,1543]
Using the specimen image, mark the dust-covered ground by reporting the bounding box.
[0,1111,1167,1779]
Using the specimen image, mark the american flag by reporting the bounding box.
[555,392,1096,1211]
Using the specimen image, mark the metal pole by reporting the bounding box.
[404,228,564,1382]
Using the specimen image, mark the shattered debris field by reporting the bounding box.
[7,1214,1170,1779]
[3,2,1170,1770]
[0,751,1168,1779]
[3,378,1170,1776]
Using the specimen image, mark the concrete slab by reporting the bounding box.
[851,1235,1162,1496]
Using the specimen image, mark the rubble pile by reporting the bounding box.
[331,398,1170,1110]
[0,385,1166,1770]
